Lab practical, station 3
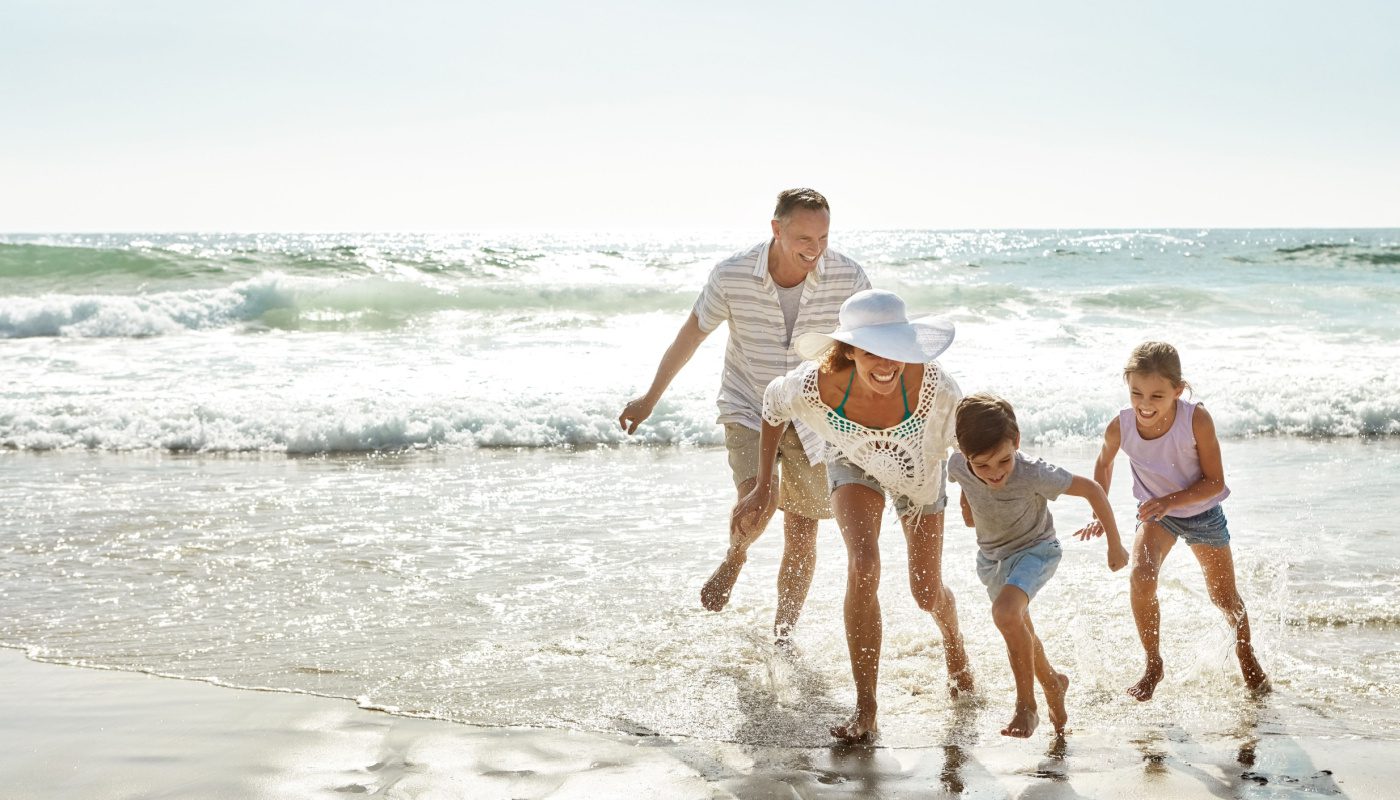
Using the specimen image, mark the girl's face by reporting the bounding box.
[1127,371,1184,429]
[850,347,907,396]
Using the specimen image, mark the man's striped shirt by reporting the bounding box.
[692,239,870,462]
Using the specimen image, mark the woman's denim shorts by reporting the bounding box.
[1145,504,1230,548]
[826,454,947,519]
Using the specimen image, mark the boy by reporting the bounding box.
[948,393,1129,737]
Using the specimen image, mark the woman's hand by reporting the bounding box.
[730,485,773,544]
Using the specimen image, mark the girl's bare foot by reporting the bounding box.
[1000,704,1039,738]
[1044,673,1070,734]
[830,709,878,744]
[1127,660,1164,702]
[699,555,744,611]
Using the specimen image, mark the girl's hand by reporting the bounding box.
[1073,518,1104,541]
[1108,544,1129,572]
[1136,496,1174,523]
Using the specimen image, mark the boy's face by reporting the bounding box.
[967,436,1018,489]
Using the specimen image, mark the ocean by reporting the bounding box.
[2,229,1398,750]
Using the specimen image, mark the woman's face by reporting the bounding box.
[850,347,908,396]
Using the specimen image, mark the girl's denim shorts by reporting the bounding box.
[1145,504,1230,548]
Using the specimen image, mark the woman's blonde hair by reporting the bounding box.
[818,341,855,373]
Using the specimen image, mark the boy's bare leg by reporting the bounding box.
[1191,543,1271,695]
[991,586,1038,737]
[701,475,777,611]
[773,511,818,642]
[902,511,973,696]
[830,484,885,743]
[1025,613,1069,734]
[1128,522,1177,701]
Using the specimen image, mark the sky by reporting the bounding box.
[2,1,1398,231]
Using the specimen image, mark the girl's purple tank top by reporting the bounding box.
[1118,399,1229,518]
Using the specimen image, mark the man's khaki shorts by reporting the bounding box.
[723,423,833,520]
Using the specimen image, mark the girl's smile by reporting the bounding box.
[1127,371,1184,437]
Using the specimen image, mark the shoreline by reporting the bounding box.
[1,649,1389,799]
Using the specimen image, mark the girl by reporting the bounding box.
[732,289,973,743]
[1090,341,1269,701]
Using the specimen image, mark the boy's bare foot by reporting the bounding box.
[830,710,878,744]
[1044,673,1070,734]
[1127,661,1164,702]
[700,555,745,611]
[1000,704,1039,738]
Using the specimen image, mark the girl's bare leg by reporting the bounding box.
[1190,543,1271,695]
[1128,522,1177,701]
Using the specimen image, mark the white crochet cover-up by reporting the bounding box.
[763,360,962,515]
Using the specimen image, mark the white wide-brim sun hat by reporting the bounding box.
[795,289,955,364]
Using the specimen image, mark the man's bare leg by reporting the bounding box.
[773,511,818,641]
[701,475,776,612]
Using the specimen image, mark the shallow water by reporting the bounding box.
[2,438,1396,747]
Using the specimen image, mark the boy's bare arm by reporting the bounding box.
[958,491,975,527]
[1066,475,1129,571]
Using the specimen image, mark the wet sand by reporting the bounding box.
[1,649,1389,799]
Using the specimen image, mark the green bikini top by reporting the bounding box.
[829,369,913,423]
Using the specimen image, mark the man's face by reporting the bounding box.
[770,207,830,274]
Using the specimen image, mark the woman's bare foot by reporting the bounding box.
[1000,704,1039,738]
[1127,659,1164,702]
[944,636,975,698]
[1044,673,1070,734]
[699,555,745,611]
[946,667,976,699]
[1239,647,1271,696]
[830,709,878,744]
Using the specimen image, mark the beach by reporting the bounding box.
[2,230,1398,797]
[3,646,1387,799]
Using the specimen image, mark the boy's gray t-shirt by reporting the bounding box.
[948,451,1074,561]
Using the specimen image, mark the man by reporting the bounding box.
[618,188,871,640]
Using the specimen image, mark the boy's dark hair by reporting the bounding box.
[772,188,829,221]
[955,393,1019,457]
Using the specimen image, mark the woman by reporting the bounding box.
[733,289,973,742]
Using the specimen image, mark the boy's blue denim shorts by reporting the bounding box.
[1144,504,1230,548]
[826,453,947,519]
[975,538,1061,601]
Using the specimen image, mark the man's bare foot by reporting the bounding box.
[1044,673,1070,734]
[1240,648,1271,697]
[830,710,878,744]
[1000,704,1039,738]
[700,555,745,611]
[1127,661,1164,702]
